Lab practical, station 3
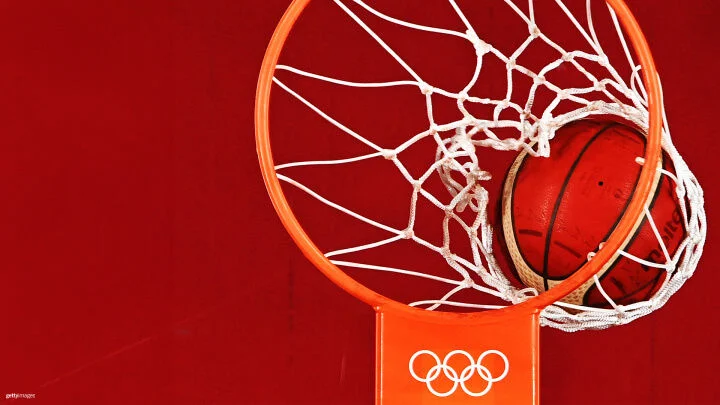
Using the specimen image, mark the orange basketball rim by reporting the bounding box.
[255,1,663,404]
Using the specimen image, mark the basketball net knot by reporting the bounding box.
[466,30,490,56]
[419,81,434,95]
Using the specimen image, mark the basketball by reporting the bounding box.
[501,120,686,308]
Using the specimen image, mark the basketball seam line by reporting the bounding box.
[535,124,650,282]
[541,122,619,291]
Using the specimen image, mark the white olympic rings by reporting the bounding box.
[408,349,509,397]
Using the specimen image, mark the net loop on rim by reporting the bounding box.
[269,0,706,331]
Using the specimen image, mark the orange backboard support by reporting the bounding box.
[377,308,540,404]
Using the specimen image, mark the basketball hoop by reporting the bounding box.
[255,1,705,403]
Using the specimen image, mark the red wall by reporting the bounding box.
[0,1,718,404]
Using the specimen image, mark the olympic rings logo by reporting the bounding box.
[408,349,509,397]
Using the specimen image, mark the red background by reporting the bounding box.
[1,1,718,404]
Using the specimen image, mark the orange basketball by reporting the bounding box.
[501,120,685,308]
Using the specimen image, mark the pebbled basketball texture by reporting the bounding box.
[501,120,686,308]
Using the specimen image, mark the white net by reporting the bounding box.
[270,0,706,331]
